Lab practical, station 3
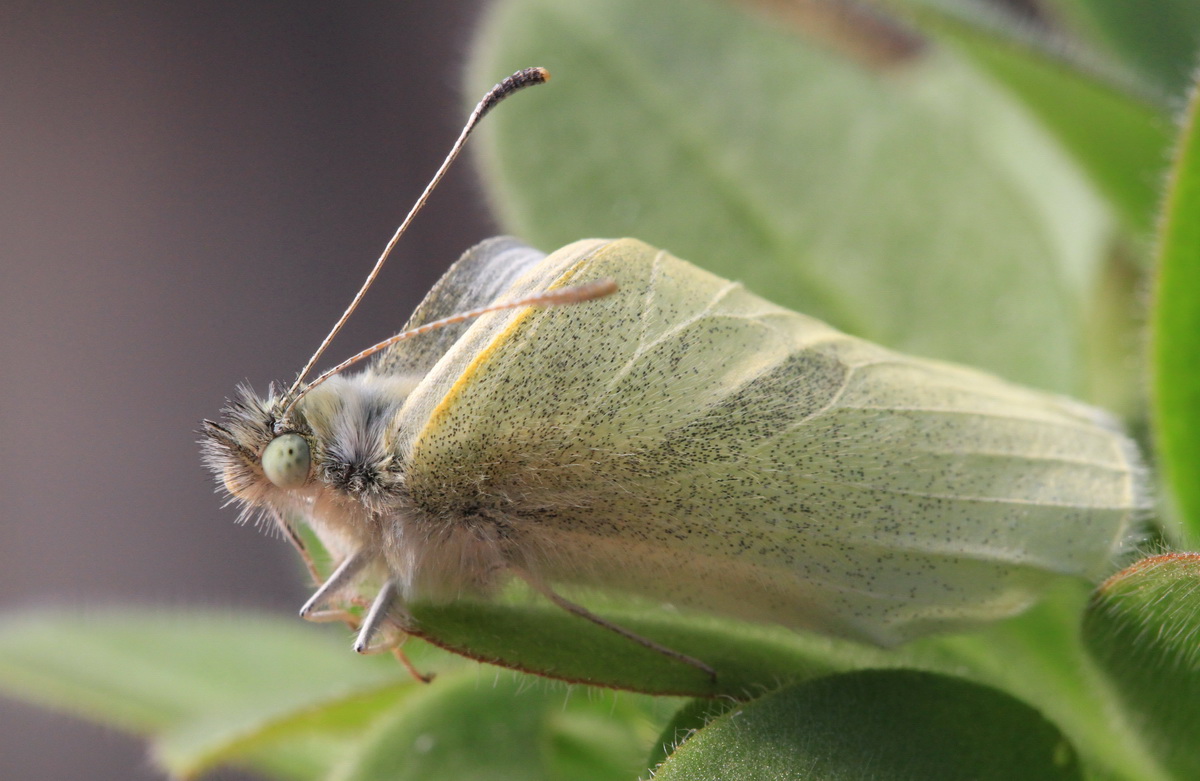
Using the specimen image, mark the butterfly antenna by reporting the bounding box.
[283,67,551,405]
[289,278,618,405]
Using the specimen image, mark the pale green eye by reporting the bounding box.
[262,433,310,488]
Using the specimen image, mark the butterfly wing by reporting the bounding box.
[397,238,1145,645]
[371,236,547,378]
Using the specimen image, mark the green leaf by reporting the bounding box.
[0,610,437,779]
[652,669,1082,780]
[904,579,1169,781]
[544,686,679,781]
[468,0,1114,394]
[889,0,1173,237]
[0,592,1163,780]
[1082,554,1200,781]
[330,669,677,781]
[200,684,420,781]
[1152,76,1200,547]
[408,588,879,697]
[405,577,1152,779]
[646,697,739,772]
[1047,0,1200,98]
[404,581,1156,778]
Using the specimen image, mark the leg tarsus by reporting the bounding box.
[299,550,371,619]
[393,646,435,684]
[354,580,399,654]
[301,608,359,624]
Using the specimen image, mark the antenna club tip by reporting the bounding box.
[508,66,550,90]
[479,67,551,118]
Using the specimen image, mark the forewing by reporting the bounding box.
[371,236,547,377]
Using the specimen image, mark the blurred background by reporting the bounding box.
[1,3,490,778]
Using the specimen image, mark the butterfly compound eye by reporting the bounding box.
[261,433,310,488]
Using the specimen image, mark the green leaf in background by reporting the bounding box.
[223,685,421,781]
[0,609,688,781]
[886,0,1173,237]
[1152,73,1200,547]
[468,0,1116,395]
[0,610,429,780]
[330,669,676,781]
[1082,554,1200,781]
[652,669,1082,780]
[1046,0,1200,99]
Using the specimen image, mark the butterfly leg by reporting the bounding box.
[391,645,435,684]
[299,550,371,621]
[354,580,408,652]
[510,568,716,681]
[267,517,432,682]
[349,580,433,683]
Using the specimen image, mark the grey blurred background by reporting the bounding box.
[1,3,492,778]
